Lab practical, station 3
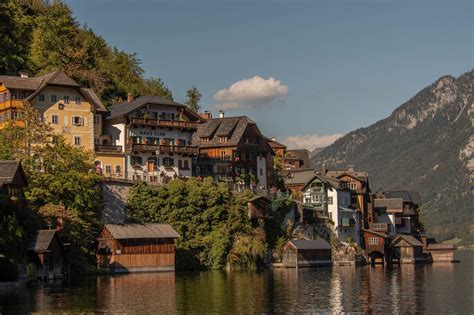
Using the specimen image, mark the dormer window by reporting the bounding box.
[219,136,227,143]
[201,137,209,144]
[64,96,70,104]
[39,94,45,102]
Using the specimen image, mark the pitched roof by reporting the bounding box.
[0,76,43,90]
[374,198,403,212]
[325,169,369,182]
[288,239,332,250]
[362,228,389,238]
[384,191,421,205]
[28,230,57,252]
[191,116,271,153]
[248,195,270,203]
[393,234,423,247]
[108,96,195,119]
[36,70,80,87]
[105,224,180,239]
[426,243,456,250]
[264,137,287,149]
[284,170,317,186]
[0,160,27,186]
[80,88,107,112]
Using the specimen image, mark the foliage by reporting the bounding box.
[0,0,172,105]
[312,70,474,244]
[227,226,267,270]
[128,178,270,270]
[0,215,26,281]
[184,85,202,113]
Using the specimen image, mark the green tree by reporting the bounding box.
[139,77,173,100]
[184,85,202,113]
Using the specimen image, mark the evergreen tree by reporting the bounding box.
[184,85,202,113]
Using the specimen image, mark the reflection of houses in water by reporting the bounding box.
[96,273,176,313]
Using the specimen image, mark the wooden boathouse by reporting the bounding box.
[282,239,332,268]
[97,224,180,273]
[27,229,66,280]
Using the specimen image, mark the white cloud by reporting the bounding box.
[281,133,344,151]
[213,76,288,110]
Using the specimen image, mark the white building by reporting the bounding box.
[104,96,203,182]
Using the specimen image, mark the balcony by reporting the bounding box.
[129,118,199,130]
[369,223,391,234]
[95,145,123,154]
[127,143,199,155]
[0,99,24,111]
[340,218,356,227]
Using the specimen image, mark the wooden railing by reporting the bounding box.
[370,223,391,233]
[0,99,24,111]
[127,143,199,155]
[95,145,123,153]
[130,118,198,129]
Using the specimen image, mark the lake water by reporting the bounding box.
[1,251,472,314]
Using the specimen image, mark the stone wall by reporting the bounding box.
[101,181,133,224]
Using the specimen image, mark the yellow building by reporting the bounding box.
[0,70,125,173]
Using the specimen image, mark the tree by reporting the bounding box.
[139,77,173,100]
[184,85,202,113]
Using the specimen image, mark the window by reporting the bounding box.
[131,156,142,165]
[115,165,121,175]
[183,160,189,170]
[219,136,227,143]
[220,150,226,159]
[64,96,70,104]
[51,95,57,103]
[105,165,112,174]
[94,115,100,125]
[51,115,59,124]
[94,138,100,145]
[178,160,183,169]
[349,182,357,189]
[163,157,174,167]
[75,96,81,104]
[368,237,379,245]
[72,116,82,126]
[73,136,81,146]
[259,168,263,176]
[328,196,333,205]
[39,94,45,102]
[201,137,209,144]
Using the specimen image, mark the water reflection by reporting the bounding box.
[0,251,472,314]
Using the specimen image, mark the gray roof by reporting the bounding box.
[0,76,43,90]
[384,191,421,205]
[374,198,403,212]
[284,170,317,186]
[105,224,180,239]
[0,160,27,186]
[108,96,190,119]
[28,230,57,252]
[393,234,423,247]
[325,169,369,182]
[265,137,287,149]
[426,243,456,250]
[80,87,107,112]
[288,239,332,250]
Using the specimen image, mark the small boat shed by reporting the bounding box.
[282,239,332,268]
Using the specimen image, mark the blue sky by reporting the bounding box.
[65,0,473,150]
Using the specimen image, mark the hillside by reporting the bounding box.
[312,70,473,244]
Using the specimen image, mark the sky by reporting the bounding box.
[65,0,473,150]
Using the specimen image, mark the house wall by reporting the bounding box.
[429,249,454,262]
[256,156,267,187]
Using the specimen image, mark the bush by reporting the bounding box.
[0,257,18,282]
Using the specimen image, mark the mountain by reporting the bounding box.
[312,70,473,245]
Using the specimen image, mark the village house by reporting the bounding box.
[27,229,66,280]
[247,195,271,219]
[0,160,27,208]
[301,174,361,245]
[98,95,203,183]
[265,137,286,159]
[421,236,456,262]
[0,70,107,150]
[282,239,332,268]
[362,229,389,264]
[283,149,312,170]
[97,224,180,273]
[191,113,274,187]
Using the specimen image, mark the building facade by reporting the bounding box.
[96,96,203,182]
[0,70,107,150]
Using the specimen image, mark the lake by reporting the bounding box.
[1,251,472,314]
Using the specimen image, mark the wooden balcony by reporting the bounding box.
[129,118,199,130]
[369,223,391,234]
[0,99,24,111]
[127,143,199,155]
[95,145,123,154]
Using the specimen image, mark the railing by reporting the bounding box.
[127,143,199,155]
[130,118,199,129]
[370,223,391,233]
[0,99,24,111]
[95,145,123,153]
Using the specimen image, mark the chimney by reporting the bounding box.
[347,165,354,172]
[219,110,225,118]
[322,163,326,175]
[199,111,212,120]
[127,93,134,103]
[19,70,29,78]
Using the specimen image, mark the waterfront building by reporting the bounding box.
[96,224,180,273]
[0,70,107,150]
[98,95,203,182]
[392,234,425,263]
[361,229,389,264]
[191,114,274,187]
[0,160,27,207]
[247,195,271,219]
[282,239,332,268]
[27,229,66,280]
